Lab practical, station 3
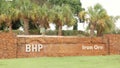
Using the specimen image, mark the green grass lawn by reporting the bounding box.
[0,55,120,68]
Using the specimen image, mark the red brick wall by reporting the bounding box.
[104,34,120,55]
[0,33,17,59]
[17,36,108,58]
[0,33,120,59]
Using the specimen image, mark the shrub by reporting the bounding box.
[13,29,90,36]
[29,29,40,35]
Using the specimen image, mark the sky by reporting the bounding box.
[50,0,120,31]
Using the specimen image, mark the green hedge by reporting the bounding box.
[29,29,40,35]
[112,29,120,34]
[11,29,90,36]
[29,29,89,36]
[45,30,58,35]
[62,30,79,36]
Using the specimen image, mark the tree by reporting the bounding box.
[49,0,83,14]
[8,3,21,32]
[0,0,20,32]
[37,4,50,35]
[73,19,78,30]
[31,0,48,6]
[18,0,32,35]
[49,0,83,31]
[28,3,76,35]
[99,16,120,35]
[0,1,9,31]
[52,5,76,35]
[78,10,86,22]
[86,3,116,36]
[29,3,50,35]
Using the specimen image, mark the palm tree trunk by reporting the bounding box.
[90,24,94,37]
[23,19,29,35]
[97,30,103,36]
[40,26,45,35]
[73,21,78,30]
[9,25,12,32]
[58,25,62,36]
[8,22,12,32]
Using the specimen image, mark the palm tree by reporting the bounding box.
[0,1,14,32]
[29,3,50,35]
[33,4,50,35]
[31,0,48,6]
[52,5,75,35]
[96,16,120,36]
[7,7,21,32]
[0,0,21,32]
[0,1,8,30]
[38,4,50,35]
[87,3,115,36]
[78,10,86,23]
[18,0,32,35]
